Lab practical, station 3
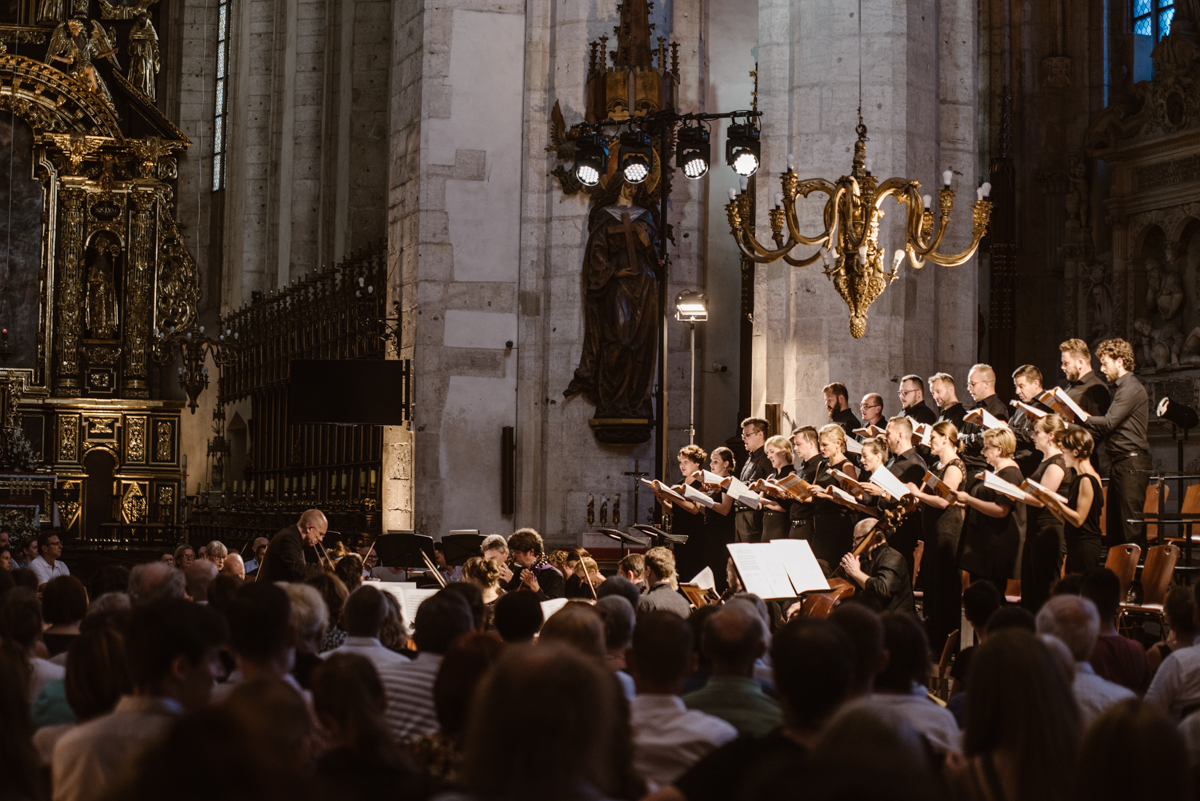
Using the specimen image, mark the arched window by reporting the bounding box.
[1134,0,1175,41]
[212,0,231,191]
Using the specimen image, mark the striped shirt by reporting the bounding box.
[377,651,442,743]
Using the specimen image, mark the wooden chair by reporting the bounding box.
[930,628,960,700]
[912,540,925,589]
[1104,543,1142,601]
[1165,484,1200,557]
[1004,579,1021,605]
[1118,544,1179,633]
[1145,484,1170,543]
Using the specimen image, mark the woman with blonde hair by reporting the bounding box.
[955,427,1026,588]
[462,555,506,630]
[1018,414,1070,613]
[759,435,796,542]
[809,424,858,564]
[817,423,857,479]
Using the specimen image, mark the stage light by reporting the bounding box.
[725,123,760,177]
[1158,396,1200,431]
[573,132,605,187]
[620,129,654,184]
[674,290,708,323]
[676,125,710,179]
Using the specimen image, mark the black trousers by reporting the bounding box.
[1107,453,1150,548]
[735,509,763,543]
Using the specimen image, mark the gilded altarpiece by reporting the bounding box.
[0,8,194,546]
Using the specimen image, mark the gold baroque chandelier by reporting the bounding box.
[725,118,993,339]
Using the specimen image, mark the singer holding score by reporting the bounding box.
[954,428,1027,589]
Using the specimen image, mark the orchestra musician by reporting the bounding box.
[1019,414,1071,614]
[735,417,773,543]
[260,509,330,584]
[835,518,914,613]
[503,528,565,600]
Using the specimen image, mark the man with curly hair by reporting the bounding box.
[1085,338,1150,547]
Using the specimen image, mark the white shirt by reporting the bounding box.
[33,722,74,766]
[323,636,412,673]
[376,651,442,743]
[30,657,65,704]
[51,696,182,801]
[1147,645,1200,721]
[628,694,739,790]
[847,684,962,754]
[30,555,69,586]
[1076,662,1136,727]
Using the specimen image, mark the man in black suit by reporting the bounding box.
[1060,338,1111,417]
[823,382,860,436]
[735,417,773,543]
[1010,364,1051,476]
[260,509,329,583]
[929,372,967,429]
[898,374,937,426]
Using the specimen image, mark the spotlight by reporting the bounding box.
[676,125,710,180]
[1158,396,1200,431]
[725,122,760,177]
[620,129,654,184]
[573,132,605,187]
[674,290,708,323]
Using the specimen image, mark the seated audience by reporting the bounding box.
[30,531,70,588]
[171,544,195,570]
[650,617,856,801]
[1147,578,1200,721]
[324,585,410,671]
[306,573,350,653]
[948,628,1079,801]
[638,547,692,619]
[596,595,637,697]
[627,610,738,789]
[333,553,364,593]
[491,589,543,644]
[408,631,505,785]
[442,581,486,632]
[89,565,131,601]
[1086,699,1193,801]
[597,573,642,610]
[949,580,1004,698]
[454,644,644,801]
[51,600,228,801]
[0,646,45,801]
[221,553,246,581]
[279,582,328,689]
[683,599,782,736]
[1,587,65,701]
[376,589,473,742]
[42,575,89,658]
[828,601,885,698]
[1036,594,1134,727]
[212,582,299,702]
[1079,567,1151,694]
[851,612,960,756]
[378,591,411,654]
[1148,586,1196,676]
[184,560,218,604]
[539,600,607,661]
[127,561,186,606]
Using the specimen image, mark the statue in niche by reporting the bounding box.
[1133,316,1183,370]
[85,248,119,339]
[37,0,65,24]
[127,13,159,101]
[1083,261,1114,348]
[46,19,120,109]
[563,167,662,421]
[1146,257,1185,322]
[1065,157,1090,230]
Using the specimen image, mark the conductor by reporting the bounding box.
[260,509,329,583]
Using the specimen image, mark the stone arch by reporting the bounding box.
[0,55,124,141]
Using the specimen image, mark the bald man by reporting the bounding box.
[961,363,1010,474]
[858,393,886,431]
[261,509,328,583]
[222,553,246,581]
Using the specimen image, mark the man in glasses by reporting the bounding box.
[897,375,937,425]
[30,531,70,589]
[858,393,887,432]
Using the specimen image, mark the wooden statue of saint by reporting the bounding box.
[564,170,662,421]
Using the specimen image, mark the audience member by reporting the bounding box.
[408,631,505,785]
[597,594,636,669]
[333,553,364,592]
[325,585,410,671]
[491,589,543,643]
[0,544,11,571]
[51,600,228,801]
[1147,577,1200,721]
[828,602,885,698]
[244,537,270,575]
[172,544,195,570]
[852,612,960,755]
[89,565,131,601]
[1148,586,1197,675]
[539,600,608,660]
[627,611,738,789]
[306,573,350,653]
[1,587,65,700]
[203,541,228,571]
[42,575,89,657]
[15,536,39,570]
[280,582,329,689]
[207,572,242,610]
[184,559,219,603]
[224,677,318,775]
[950,628,1079,801]
[212,582,299,702]
[443,581,486,632]
[1036,594,1134,727]
[127,561,186,606]
[0,646,45,801]
[638,547,691,619]
[377,589,473,742]
[1079,567,1151,694]
[683,599,782,736]
[618,553,647,591]
[222,552,246,581]
[378,590,410,654]
[597,573,643,611]
[950,580,1004,697]
[1087,699,1193,801]
[29,531,69,588]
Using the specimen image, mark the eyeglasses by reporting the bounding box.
[898,389,915,397]
[859,403,881,409]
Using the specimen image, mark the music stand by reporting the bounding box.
[598,527,650,559]
[631,524,688,547]
[442,533,486,566]
[373,531,436,569]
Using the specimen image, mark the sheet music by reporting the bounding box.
[845,437,863,454]
[1021,477,1068,507]
[869,466,911,501]
[1051,387,1088,422]
[913,423,933,447]
[683,482,717,508]
[980,470,1027,502]
[641,478,689,505]
[829,485,858,504]
[540,597,570,620]
[698,470,728,486]
[687,566,716,591]
[726,477,761,510]
[1013,400,1048,419]
[769,539,831,594]
[965,407,1007,430]
[727,543,797,599]
[375,583,439,633]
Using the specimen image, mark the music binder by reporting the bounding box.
[726,540,830,599]
[975,471,1027,502]
[1010,400,1049,420]
[963,407,1008,430]
[869,466,911,501]
[1036,388,1087,423]
[921,470,956,501]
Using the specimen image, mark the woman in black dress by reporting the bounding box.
[1019,414,1070,613]
[653,444,708,583]
[905,421,965,650]
[700,447,736,593]
[955,428,1026,590]
[810,424,859,566]
[1045,426,1104,575]
[758,435,796,542]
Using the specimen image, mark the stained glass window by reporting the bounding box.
[1134,0,1174,41]
[212,0,230,191]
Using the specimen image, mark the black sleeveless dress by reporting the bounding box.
[958,464,1026,588]
[761,464,796,542]
[921,457,964,649]
[811,459,856,567]
[671,478,707,583]
[1064,473,1104,574]
[703,487,736,593]
[1020,454,1071,613]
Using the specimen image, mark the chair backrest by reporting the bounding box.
[1145,484,1170,542]
[931,628,960,698]
[1139,544,1180,607]
[1181,485,1200,541]
[1005,579,1022,603]
[912,541,925,588]
[1104,544,1142,599]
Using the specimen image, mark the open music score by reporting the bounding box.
[727,540,830,599]
[869,466,911,501]
[725,477,761,510]
[1021,477,1068,511]
[697,470,732,488]
[853,424,887,439]
[1036,387,1087,423]
[374,583,440,629]
[680,566,721,608]
[844,437,863,454]
[912,423,933,447]
[641,478,689,505]
[963,407,1008,430]
[921,470,957,501]
[1010,399,1049,420]
[975,470,1027,502]
[682,483,717,508]
[826,485,880,517]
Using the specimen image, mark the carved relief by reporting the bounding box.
[156,484,173,522]
[120,482,146,523]
[86,416,116,436]
[154,420,171,461]
[126,416,145,461]
[57,479,80,529]
[54,188,86,396]
[58,416,77,461]
[123,192,154,396]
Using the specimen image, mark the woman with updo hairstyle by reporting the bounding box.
[905,421,966,649]
[652,444,709,581]
[817,423,857,479]
[955,427,1027,589]
[1017,413,1071,613]
[809,424,859,566]
[759,435,796,542]
[700,446,737,593]
[462,555,505,631]
[1046,425,1104,574]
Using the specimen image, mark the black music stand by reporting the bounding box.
[632,524,688,547]
[442,533,486,566]
[598,527,650,558]
[373,531,436,569]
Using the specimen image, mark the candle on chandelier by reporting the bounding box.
[787,153,796,171]
[739,176,749,192]
[773,193,783,209]
[942,169,953,188]
[977,182,992,200]
[728,188,736,201]
[864,158,873,175]
[370,469,377,487]
[922,194,932,210]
